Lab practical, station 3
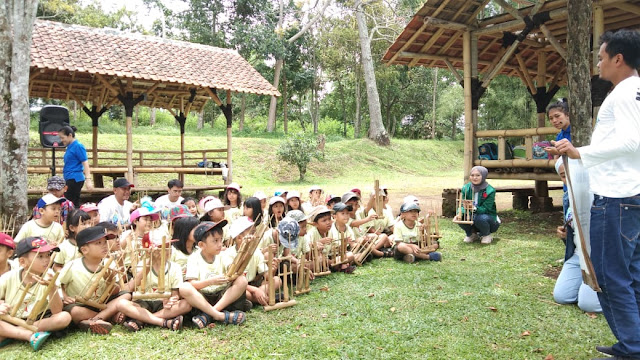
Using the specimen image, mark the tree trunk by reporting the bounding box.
[355,2,389,146]
[197,110,204,130]
[337,78,347,137]
[238,94,245,132]
[267,58,283,132]
[354,75,361,138]
[0,0,39,225]
[391,114,397,136]
[150,107,156,126]
[283,69,288,134]
[566,0,593,147]
[431,68,438,139]
[312,86,318,134]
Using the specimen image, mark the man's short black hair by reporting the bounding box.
[600,29,640,69]
[168,179,184,189]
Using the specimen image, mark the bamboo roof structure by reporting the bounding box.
[30,20,280,113]
[383,0,640,88]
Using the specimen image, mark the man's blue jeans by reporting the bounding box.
[458,213,499,237]
[590,194,640,357]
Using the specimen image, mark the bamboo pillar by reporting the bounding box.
[126,115,133,182]
[226,90,233,184]
[462,31,474,181]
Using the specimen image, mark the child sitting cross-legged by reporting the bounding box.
[303,206,334,272]
[0,237,72,351]
[114,233,190,332]
[56,226,131,334]
[328,203,356,273]
[391,202,442,263]
[222,217,280,307]
[178,221,248,327]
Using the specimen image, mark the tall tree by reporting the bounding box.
[1,0,39,223]
[354,0,389,145]
[566,0,592,147]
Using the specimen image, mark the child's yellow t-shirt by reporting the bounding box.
[185,252,226,294]
[53,238,81,266]
[0,268,51,319]
[327,223,355,256]
[56,257,118,299]
[170,247,194,278]
[259,229,286,257]
[300,227,324,258]
[224,207,243,225]
[220,246,267,283]
[393,220,419,244]
[14,220,65,245]
[139,261,183,293]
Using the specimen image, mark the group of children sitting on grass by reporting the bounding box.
[0,179,444,351]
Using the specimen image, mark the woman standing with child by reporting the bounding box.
[455,166,499,244]
[58,126,92,206]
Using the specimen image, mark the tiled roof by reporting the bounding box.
[30,20,279,111]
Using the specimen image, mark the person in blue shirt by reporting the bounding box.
[547,98,571,143]
[59,126,92,206]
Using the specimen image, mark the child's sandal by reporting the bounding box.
[112,311,126,325]
[29,331,50,352]
[222,310,245,325]
[0,338,14,348]
[192,312,213,329]
[163,315,183,331]
[122,318,144,332]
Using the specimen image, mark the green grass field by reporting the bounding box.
[9,132,608,359]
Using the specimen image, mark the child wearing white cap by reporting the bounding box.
[223,183,243,225]
[14,194,66,245]
[221,217,280,307]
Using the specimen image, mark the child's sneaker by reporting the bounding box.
[402,254,415,263]
[463,233,478,243]
[480,234,493,244]
[428,252,442,261]
[79,319,112,334]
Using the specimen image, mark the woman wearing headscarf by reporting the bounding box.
[455,166,499,244]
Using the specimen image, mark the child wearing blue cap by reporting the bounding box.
[391,202,442,263]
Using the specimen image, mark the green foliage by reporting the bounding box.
[276,132,323,181]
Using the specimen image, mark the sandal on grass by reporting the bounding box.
[223,310,245,325]
[29,331,50,352]
[162,315,183,331]
[122,318,144,332]
[192,312,213,330]
[78,319,113,335]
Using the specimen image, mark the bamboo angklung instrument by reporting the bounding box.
[452,189,474,224]
[294,252,311,296]
[0,214,17,236]
[264,256,297,312]
[225,222,268,281]
[309,239,330,277]
[374,180,384,218]
[354,234,378,266]
[75,257,115,310]
[132,236,171,300]
[418,214,441,254]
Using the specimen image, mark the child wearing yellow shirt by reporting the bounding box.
[53,209,91,272]
[0,237,72,351]
[14,194,66,245]
[391,203,441,263]
[57,227,131,334]
[115,234,189,332]
[178,221,247,327]
[328,203,356,273]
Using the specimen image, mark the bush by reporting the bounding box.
[276,132,323,181]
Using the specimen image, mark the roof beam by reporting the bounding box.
[539,24,566,60]
[515,53,536,94]
[474,7,568,36]
[614,3,640,16]
[423,16,475,32]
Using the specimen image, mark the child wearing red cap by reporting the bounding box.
[0,237,72,351]
[0,233,16,277]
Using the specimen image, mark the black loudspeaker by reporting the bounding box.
[39,105,69,148]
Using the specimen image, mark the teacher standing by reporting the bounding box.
[58,126,92,206]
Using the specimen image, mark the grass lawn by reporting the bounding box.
[2,211,612,359]
[14,132,605,359]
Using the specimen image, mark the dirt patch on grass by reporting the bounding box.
[543,265,562,280]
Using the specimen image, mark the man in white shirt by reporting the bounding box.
[555,29,640,360]
[154,179,185,210]
[97,178,138,227]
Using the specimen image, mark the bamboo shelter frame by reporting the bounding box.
[383,0,640,196]
[28,20,280,187]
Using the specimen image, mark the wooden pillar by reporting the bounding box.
[126,115,133,183]
[536,51,548,132]
[226,90,233,184]
[532,50,551,211]
[462,31,474,182]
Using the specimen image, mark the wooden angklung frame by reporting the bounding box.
[309,238,330,277]
[263,252,297,312]
[420,212,441,254]
[225,222,268,281]
[452,189,474,225]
